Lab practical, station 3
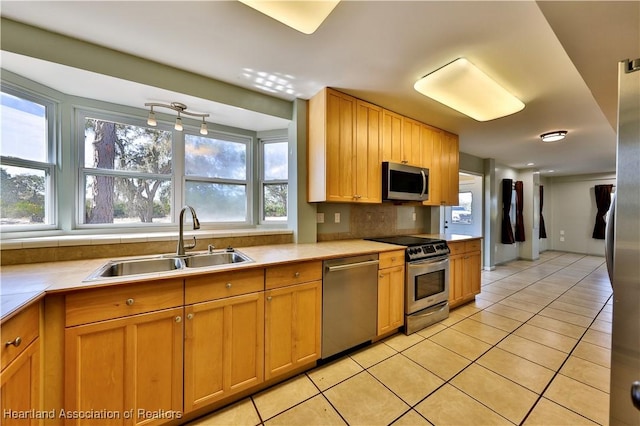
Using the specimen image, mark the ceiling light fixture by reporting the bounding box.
[413,58,525,121]
[145,102,209,135]
[238,0,340,34]
[540,130,567,143]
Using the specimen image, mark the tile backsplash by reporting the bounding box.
[316,203,432,241]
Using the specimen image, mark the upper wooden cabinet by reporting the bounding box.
[308,88,382,203]
[310,88,460,205]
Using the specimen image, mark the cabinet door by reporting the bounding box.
[401,117,422,166]
[448,253,465,307]
[184,292,264,412]
[265,281,321,380]
[464,251,482,298]
[421,125,443,206]
[326,89,356,202]
[381,109,403,163]
[441,132,460,205]
[377,265,405,336]
[354,100,382,203]
[65,308,183,426]
[1,339,39,426]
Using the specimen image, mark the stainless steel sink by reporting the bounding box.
[183,251,253,268]
[83,249,253,281]
[85,256,183,280]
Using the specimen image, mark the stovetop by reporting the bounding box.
[365,235,449,261]
[365,235,443,246]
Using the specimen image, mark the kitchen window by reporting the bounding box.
[260,137,288,222]
[0,88,56,230]
[184,132,251,223]
[79,113,173,226]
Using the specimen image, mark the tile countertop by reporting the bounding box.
[0,239,402,321]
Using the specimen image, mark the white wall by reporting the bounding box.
[546,173,616,255]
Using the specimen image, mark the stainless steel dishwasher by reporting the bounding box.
[322,253,379,359]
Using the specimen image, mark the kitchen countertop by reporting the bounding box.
[0,239,401,321]
[0,235,483,321]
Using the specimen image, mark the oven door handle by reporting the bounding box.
[407,257,449,269]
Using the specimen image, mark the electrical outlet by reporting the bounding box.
[317,213,325,224]
[560,237,565,242]
[560,230,565,235]
[334,212,341,223]
[412,212,417,221]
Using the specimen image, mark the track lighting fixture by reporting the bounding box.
[144,102,209,134]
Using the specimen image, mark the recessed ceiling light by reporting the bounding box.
[413,58,525,121]
[526,162,535,166]
[238,0,340,34]
[540,130,567,142]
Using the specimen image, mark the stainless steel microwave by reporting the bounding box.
[382,162,429,201]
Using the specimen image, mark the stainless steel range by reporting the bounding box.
[366,236,450,334]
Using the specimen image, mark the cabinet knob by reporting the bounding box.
[391,257,396,261]
[401,160,408,164]
[175,316,182,323]
[294,272,300,278]
[126,298,134,306]
[267,296,272,301]
[187,313,194,320]
[5,336,22,347]
[226,282,232,289]
[379,274,385,278]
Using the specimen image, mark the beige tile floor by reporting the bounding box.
[187,251,612,426]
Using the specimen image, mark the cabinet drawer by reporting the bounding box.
[265,261,322,290]
[465,239,482,253]
[65,278,183,327]
[186,268,265,304]
[1,301,39,371]
[447,241,465,255]
[379,250,405,269]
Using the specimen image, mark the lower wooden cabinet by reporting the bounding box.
[377,250,405,335]
[1,339,40,426]
[265,280,322,379]
[184,292,264,412]
[64,307,184,426]
[449,239,482,308]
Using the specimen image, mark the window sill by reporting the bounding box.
[1,228,293,251]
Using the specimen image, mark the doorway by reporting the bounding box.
[443,172,483,237]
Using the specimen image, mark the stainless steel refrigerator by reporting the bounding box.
[607,58,640,425]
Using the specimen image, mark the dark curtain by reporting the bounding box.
[501,179,515,244]
[515,181,525,242]
[539,185,547,238]
[592,184,614,239]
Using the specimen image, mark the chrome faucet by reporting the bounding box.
[177,205,200,256]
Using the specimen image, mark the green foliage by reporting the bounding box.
[0,168,45,223]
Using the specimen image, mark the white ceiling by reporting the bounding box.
[1,1,638,177]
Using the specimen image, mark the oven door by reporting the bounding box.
[405,256,450,314]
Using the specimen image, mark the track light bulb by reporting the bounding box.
[147,109,157,126]
[200,120,208,135]
[175,116,183,131]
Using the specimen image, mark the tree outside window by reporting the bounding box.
[261,139,288,222]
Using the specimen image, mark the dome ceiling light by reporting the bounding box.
[540,130,567,142]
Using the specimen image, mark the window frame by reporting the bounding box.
[182,129,255,226]
[75,108,176,229]
[258,136,289,224]
[0,84,58,232]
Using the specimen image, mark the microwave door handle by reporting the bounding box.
[420,170,427,198]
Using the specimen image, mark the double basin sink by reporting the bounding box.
[84,249,253,281]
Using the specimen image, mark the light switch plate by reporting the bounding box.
[334,212,341,223]
[317,213,325,223]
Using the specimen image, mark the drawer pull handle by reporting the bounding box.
[5,337,22,347]
[294,272,300,278]
[187,313,194,320]
[226,282,232,289]
[175,316,182,323]
[126,298,134,306]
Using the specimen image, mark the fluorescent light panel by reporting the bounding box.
[414,58,525,121]
[238,0,340,34]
